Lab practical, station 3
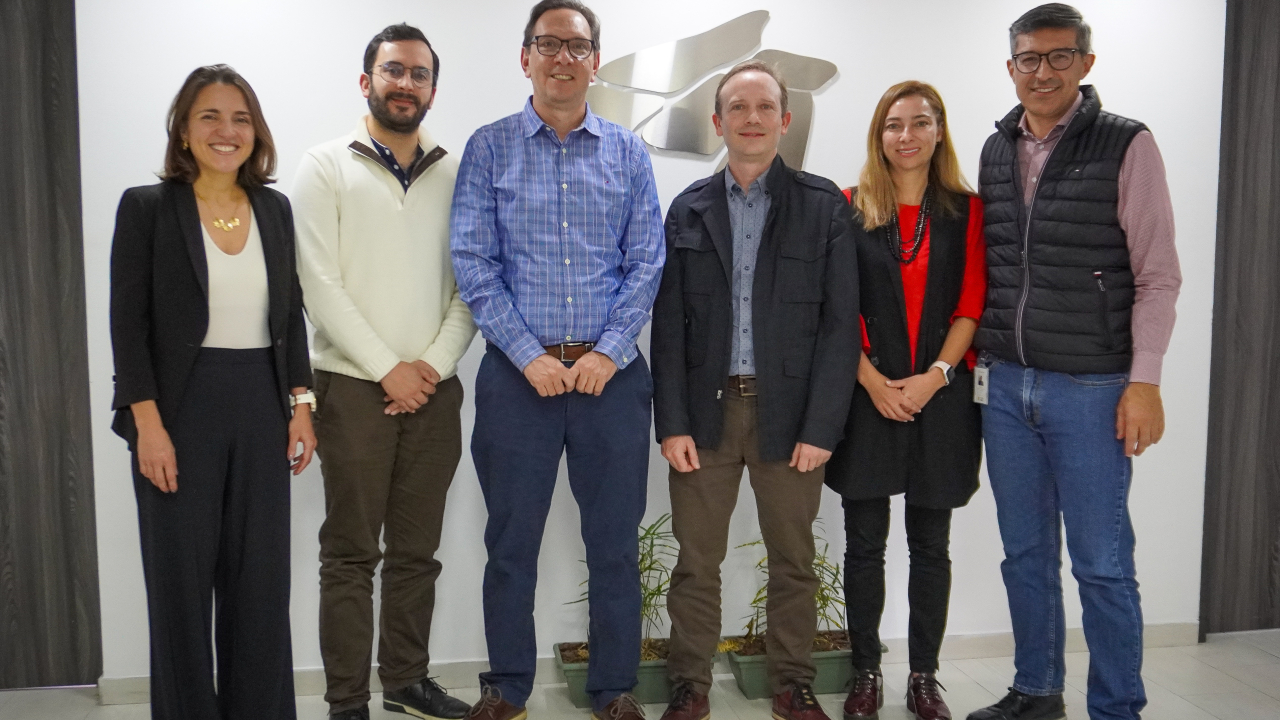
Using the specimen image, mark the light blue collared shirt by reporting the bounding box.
[726,167,771,375]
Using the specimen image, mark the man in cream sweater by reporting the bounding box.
[292,23,475,720]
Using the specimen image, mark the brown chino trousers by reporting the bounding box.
[666,388,825,696]
[313,370,464,712]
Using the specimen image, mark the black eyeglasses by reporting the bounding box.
[529,35,596,60]
[374,62,434,88]
[1012,48,1082,73]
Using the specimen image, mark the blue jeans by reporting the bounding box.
[472,344,651,711]
[980,355,1146,720]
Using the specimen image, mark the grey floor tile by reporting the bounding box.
[1179,636,1280,669]
[1235,629,1280,659]
[0,687,97,720]
[1183,688,1280,720]
[293,693,329,718]
[949,658,1013,698]
[939,681,1001,720]
[713,675,772,720]
[526,684,591,718]
[1216,662,1280,701]
[705,680,745,720]
[1140,647,1252,697]
[84,702,151,720]
[1139,679,1219,720]
[1062,684,1090,720]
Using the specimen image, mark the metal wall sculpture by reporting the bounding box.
[586,11,838,170]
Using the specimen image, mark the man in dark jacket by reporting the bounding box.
[967,5,1181,720]
[651,60,857,720]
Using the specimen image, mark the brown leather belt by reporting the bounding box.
[727,375,758,397]
[544,342,596,362]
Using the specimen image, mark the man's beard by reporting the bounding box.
[368,87,428,134]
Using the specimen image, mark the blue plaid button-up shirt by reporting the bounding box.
[451,99,664,371]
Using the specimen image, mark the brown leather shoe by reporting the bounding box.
[660,684,709,720]
[466,685,527,720]
[905,673,951,720]
[592,692,647,720]
[843,669,884,719]
[772,684,832,720]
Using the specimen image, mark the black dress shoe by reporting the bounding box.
[384,676,471,719]
[330,706,370,720]
[966,689,1064,720]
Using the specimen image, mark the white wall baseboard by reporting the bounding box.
[97,623,1198,705]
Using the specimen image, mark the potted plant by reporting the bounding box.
[718,530,854,699]
[555,513,679,708]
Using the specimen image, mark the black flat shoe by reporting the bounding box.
[384,676,471,719]
[965,688,1065,720]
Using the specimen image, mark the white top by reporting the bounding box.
[291,119,476,382]
[201,213,271,349]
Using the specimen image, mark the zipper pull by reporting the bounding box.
[1094,271,1105,291]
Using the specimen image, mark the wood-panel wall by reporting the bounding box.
[1199,0,1280,636]
[0,0,103,687]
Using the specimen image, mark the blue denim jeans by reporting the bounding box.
[980,354,1146,720]
[472,344,651,712]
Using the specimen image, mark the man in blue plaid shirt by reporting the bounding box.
[449,2,663,719]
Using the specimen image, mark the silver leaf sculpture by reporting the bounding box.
[596,10,769,94]
[589,11,838,170]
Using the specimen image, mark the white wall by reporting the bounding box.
[78,0,1224,681]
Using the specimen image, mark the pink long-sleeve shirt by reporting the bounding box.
[1014,92,1181,385]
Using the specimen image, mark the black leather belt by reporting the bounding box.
[544,342,595,362]
[727,375,757,396]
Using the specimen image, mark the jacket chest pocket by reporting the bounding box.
[676,231,716,367]
[778,239,824,340]
[778,239,824,302]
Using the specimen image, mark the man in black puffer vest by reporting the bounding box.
[967,6,1182,720]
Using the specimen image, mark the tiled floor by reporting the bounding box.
[5,630,1280,719]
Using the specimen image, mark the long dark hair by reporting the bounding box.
[160,65,276,187]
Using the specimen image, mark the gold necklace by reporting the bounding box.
[194,190,244,232]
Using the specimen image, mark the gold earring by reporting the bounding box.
[182,140,189,150]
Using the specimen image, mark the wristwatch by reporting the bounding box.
[930,360,955,386]
[290,391,316,409]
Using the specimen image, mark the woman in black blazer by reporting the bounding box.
[110,65,314,720]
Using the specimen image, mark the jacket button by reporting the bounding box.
[866,316,876,326]
[276,339,283,346]
[870,356,879,366]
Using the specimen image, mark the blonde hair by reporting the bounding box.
[854,80,973,230]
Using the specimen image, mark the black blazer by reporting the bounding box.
[652,156,859,462]
[109,181,311,448]
[825,194,982,509]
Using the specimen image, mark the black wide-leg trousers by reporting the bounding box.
[133,348,296,720]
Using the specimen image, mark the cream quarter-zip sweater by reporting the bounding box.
[292,119,476,382]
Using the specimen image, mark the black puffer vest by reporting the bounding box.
[975,86,1146,374]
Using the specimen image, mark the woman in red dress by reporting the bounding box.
[826,81,987,720]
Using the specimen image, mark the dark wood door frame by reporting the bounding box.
[0,0,103,687]
[1199,0,1280,638]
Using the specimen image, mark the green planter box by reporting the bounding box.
[726,647,853,700]
[553,643,674,709]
